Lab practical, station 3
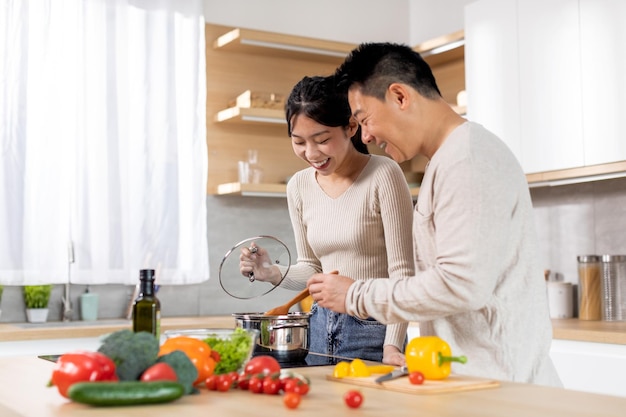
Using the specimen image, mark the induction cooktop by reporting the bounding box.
[39,351,352,369]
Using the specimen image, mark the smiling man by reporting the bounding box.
[306,43,562,387]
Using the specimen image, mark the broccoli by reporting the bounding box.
[97,330,159,381]
[157,350,198,395]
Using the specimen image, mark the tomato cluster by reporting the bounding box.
[203,355,310,409]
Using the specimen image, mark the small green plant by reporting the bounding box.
[0,285,4,301]
[23,285,52,309]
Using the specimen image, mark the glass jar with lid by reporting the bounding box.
[577,255,602,320]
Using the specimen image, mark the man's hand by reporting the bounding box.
[307,272,354,314]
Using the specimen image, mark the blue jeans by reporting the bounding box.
[309,303,387,363]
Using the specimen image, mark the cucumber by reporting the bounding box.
[68,381,185,407]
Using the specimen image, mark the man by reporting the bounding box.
[307,43,561,387]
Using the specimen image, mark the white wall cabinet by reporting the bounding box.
[465,0,522,162]
[580,0,626,166]
[517,0,584,173]
[466,0,625,175]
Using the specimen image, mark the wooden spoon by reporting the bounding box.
[264,270,338,316]
[264,288,311,316]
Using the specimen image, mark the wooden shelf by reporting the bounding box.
[413,30,465,112]
[527,160,626,187]
[414,29,465,67]
[214,107,286,125]
[215,182,420,198]
[213,27,355,64]
[216,182,287,197]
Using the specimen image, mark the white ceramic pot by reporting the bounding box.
[26,308,49,323]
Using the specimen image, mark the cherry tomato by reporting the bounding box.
[205,374,218,391]
[140,362,178,382]
[283,377,310,395]
[244,355,281,376]
[248,375,264,394]
[409,371,425,385]
[224,371,239,387]
[344,390,364,409]
[283,392,301,409]
[237,373,250,390]
[262,375,281,395]
[282,377,298,393]
[216,374,232,392]
[294,381,310,395]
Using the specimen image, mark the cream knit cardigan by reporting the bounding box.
[346,122,562,386]
[280,154,415,349]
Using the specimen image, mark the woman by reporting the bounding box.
[240,75,414,365]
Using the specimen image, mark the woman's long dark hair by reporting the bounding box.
[285,75,368,154]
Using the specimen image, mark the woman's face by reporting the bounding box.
[290,114,354,176]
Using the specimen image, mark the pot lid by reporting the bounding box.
[218,235,291,299]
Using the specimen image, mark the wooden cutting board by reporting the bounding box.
[326,373,500,395]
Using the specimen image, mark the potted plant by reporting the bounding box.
[23,284,52,323]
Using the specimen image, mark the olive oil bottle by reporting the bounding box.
[132,269,160,337]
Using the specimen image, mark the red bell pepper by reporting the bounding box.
[49,351,118,398]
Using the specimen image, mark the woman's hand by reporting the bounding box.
[382,345,406,367]
[239,242,281,284]
[307,272,353,313]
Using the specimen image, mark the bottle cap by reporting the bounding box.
[140,269,156,281]
[577,255,600,263]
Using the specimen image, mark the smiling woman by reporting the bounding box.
[0,0,209,286]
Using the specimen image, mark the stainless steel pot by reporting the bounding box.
[233,312,311,363]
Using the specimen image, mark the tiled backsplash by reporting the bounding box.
[2,177,625,323]
[531,176,626,284]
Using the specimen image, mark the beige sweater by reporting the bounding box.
[280,154,415,349]
[346,122,561,386]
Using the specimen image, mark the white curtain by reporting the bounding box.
[0,0,209,285]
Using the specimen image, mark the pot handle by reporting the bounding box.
[267,322,308,331]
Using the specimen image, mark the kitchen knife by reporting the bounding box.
[375,365,408,384]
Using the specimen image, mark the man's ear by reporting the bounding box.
[387,83,410,110]
[347,116,359,137]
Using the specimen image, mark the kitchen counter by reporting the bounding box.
[0,316,237,342]
[2,355,626,417]
[2,316,626,345]
[550,318,626,345]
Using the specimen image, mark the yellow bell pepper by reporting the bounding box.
[333,361,351,378]
[366,364,395,375]
[332,359,395,378]
[349,359,371,377]
[405,336,467,380]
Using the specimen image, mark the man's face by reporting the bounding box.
[348,87,409,163]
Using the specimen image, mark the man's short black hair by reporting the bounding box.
[335,42,441,101]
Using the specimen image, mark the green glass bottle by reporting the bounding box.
[132,269,161,337]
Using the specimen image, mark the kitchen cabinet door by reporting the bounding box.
[550,339,626,398]
[465,0,522,164]
[580,0,626,166]
[517,0,584,174]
